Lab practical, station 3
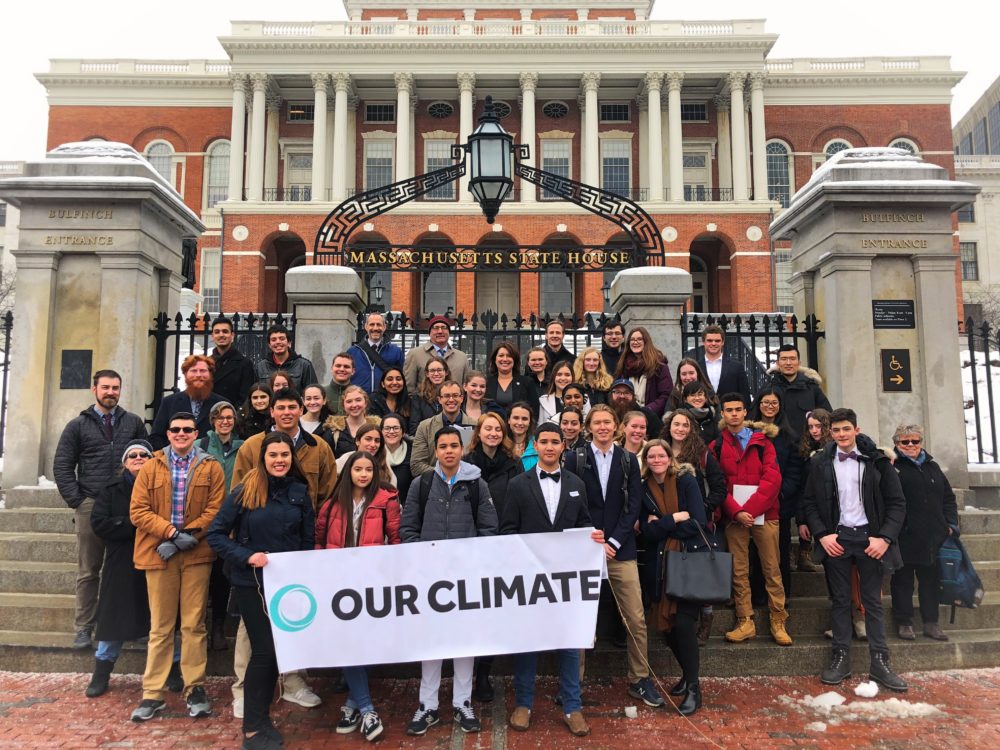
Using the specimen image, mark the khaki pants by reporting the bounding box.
[726,519,786,618]
[231,618,308,700]
[142,557,211,700]
[606,558,649,683]
[74,497,105,630]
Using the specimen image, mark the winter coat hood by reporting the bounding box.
[715,419,779,440]
[767,364,824,386]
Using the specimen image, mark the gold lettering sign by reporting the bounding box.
[44,235,115,246]
[860,238,929,249]
[860,212,924,223]
[47,208,114,220]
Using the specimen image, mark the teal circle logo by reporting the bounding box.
[269,584,318,632]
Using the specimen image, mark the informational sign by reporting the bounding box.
[60,350,93,389]
[872,300,916,329]
[881,349,912,392]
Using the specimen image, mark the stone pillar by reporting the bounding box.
[611,267,693,367]
[0,142,203,488]
[285,266,366,378]
[227,74,247,202]
[519,72,538,203]
[458,72,476,203]
[346,95,358,193]
[749,72,768,202]
[770,147,979,487]
[728,72,748,201]
[666,72,684,203]
[578,94,589,182]
[247,73,268,201]
[332,73,351,202]
[395,73,414,182]
[264,94,280,194]
[582,72,601,186]
[324,92,335,195]
[636,95,648,195]
[644,72,663,203]
[714,94,732,194]
[311,73,329,201]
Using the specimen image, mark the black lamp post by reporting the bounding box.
[465,96,514,223]
[601,279,612,306]
[368,275,385,312]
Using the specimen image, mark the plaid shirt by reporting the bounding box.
[168,449,193,529]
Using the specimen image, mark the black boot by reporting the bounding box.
[85,659,114,698]
[211,619,228,651]
[820,649,852,685]
[165,661,184,693]
[669,677,687,697]
[869,652,908,692]
[474,658,495,702]
[677,682,701,716]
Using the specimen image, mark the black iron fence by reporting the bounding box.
[0,311,12,457]
[148,311,295,421]
[681,312,825,400]
[963,319,1000,464]
[363,310,616,373]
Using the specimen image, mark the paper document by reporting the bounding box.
[733,484,765,526]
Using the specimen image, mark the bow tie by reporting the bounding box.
[838,451,859,462]
[540,470,561,481]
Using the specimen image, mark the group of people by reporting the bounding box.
[51,314,960,748]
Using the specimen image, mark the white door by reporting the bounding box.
[476,272,520,319]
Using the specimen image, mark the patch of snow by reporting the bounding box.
[782,692,944,722]
[803,691,847,710]
[854,681,879,698]
[37,476,57,488]
[804,721,827,732]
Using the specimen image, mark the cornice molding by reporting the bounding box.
[36,76,230,89]
[766,73,965,88]
[219,38,776,54]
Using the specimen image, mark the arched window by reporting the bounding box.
[824,140,852,160]
[889,138,917,155]
[766,141,791,208]
[540,272,574,318]
[145,141,174,182]
[205,141,230,207]
[422,272,455,317]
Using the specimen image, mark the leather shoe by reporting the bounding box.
[869,652,908,692]
[897,624,916,640]
[669,677,687,697]
[820,649,852,685]
[563,710,590,737]
[923,623,949,641]
[677,683,701,716]
[509,706,531,731]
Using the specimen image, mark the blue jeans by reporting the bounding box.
[343,666,374,714]
[95,639,181,663]
[513,649,581,713]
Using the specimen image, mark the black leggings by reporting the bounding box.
[663,598,701,685]
[235,586,278,735]
[209,558,231,623]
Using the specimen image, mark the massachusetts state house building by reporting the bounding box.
[36,0,962,318]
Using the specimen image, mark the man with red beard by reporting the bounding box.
[150,355,225,450]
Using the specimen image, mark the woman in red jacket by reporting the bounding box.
[615,326,673,416]
[315,452,401,742]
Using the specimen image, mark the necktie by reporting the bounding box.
[101,412,113,441]
[540,470,561,481]
[838,451,858,462]
[436,347,447,358]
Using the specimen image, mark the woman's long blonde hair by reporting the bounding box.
[574,347,613,391]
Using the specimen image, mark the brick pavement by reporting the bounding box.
[1,668,999,749]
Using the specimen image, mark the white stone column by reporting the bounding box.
[458,72,476,203]
[519,72,538,202]
[347,95,358,193]
[227,74,247,202]
[728,71,748,201]
[644,72,663,202]
[636,95,648,196]
[247,73,268,201]
[582,72,600,185]
[666,72,684,202]
[264,94,281,194]
[332,73,351,201]
[750,72,768,202]
[409,94,417,179]
[714,94,732,194]
[324,93,335,195]
[311,73,329,201]
[578,94,589,182]
[395,72,414,182]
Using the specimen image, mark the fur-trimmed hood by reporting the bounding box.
[767,364,824,386]
[322,414,381,433]
[674,461,696,477]
[716,418,780,439]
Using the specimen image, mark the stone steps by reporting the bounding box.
[0,507,75,534]
[3,487,65,510]
[0,532,78,562]
[0,560,77,594]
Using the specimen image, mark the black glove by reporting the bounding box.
[174,531,199,551]
[156,540,179,561]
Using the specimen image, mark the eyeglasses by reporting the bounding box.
[214,416,235,422]
[759,400,780,408]
[126,452,152,460]
[898,439,922,446]
[167,426,197,434]
[382,426,402,432]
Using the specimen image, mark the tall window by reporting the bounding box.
[205,141,230,207]
[682,151,709,200]
[422,272,455,316]
[973,119,988,155]
[540,140,571,200]
[766,141,791,207]
[825,140,851,159]
[364,141,394,190]
[424,141,455,199]
[601,140,631,197]
[774,249,793,313]
[961,242,979,281]
[541,272,574,317]
[146,142,173,183]
[199,248,222,314]
[989,102,1000,155]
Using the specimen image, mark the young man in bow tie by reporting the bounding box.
[800,407,908,691]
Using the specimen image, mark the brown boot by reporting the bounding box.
[770,613,793,646]
[725,616,756,643]
[563,711,591,737]
[697,611,713,647]
[797,543,820,572]
[509,706,531,731]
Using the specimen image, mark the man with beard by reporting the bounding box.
[54,369,149,649]
[209,317,256,407]
[608,378,662,440]
[150,355,225,450]
[255,324,318,392]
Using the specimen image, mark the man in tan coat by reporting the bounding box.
[403,315,470,393]
[129,412,225,722]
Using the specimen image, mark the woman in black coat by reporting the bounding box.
[889,424,960,641]
[381,414,414,505]
[485,341,535,418]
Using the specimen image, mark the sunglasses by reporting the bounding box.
[167,426,197,434]
[898,439,922,446]
[126,451,152,460]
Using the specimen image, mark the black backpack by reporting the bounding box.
[414,470,481,532]
[937,536,985,623]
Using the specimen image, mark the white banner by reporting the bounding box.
[263,529,603,673]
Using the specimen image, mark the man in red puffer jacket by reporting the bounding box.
[711,393,790,646]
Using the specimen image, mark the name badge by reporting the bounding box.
[570,491,580,497]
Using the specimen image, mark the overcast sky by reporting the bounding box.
[1,0,996,162]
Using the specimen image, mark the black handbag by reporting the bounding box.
[664,521,733,604]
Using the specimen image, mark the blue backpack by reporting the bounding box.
[937,536,984,623]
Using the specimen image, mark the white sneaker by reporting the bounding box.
[282,685,322,708]
[232,697,244,719]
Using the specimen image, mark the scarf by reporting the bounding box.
[472,444,511,481]
[648,475,684,632]
[385,441,408,468]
